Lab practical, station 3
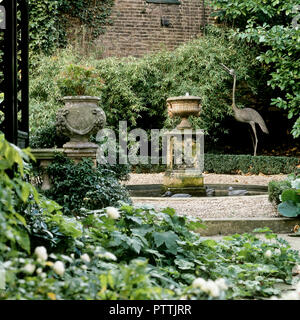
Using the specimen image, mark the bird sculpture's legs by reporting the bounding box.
[248,127,255,153]
[250,122,258,156]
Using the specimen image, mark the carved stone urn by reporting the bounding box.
[167,94,201,130]
[56,96,106,163]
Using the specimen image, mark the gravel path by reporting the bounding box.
[123,173,288,186]
[123,173,287,218]
[131,195,279,219]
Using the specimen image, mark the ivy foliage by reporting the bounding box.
[210,0,300,138]
[28,0,114,54]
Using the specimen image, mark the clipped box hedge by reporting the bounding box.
[204,154,299,175]
[132,154,299,175]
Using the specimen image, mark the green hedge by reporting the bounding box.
[204,154,299,175]
[132,154,299,175]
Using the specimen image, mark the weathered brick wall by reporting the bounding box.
[96,0,214,57]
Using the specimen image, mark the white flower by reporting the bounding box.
[264,250,272,258]
[3,261,12,268]
[81,265,88,270]
[192,278,206,289]
[274,248,281,255]
[106,207,121,220]
[103,252,117,261]
[53,261,65,276]
[206,280,220,298]
[81,254,91,263]
[23,263,35,274]
[215,278,228,291]
[34,246,48,261]
[40,273,47,279]
[36,268,43,274]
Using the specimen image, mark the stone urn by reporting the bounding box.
[56,96,106,163]
[167,94,201,129]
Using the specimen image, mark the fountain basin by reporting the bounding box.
[126,184,268,198]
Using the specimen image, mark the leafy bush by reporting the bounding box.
[277,173,300,218]
[0,135,82,256]
[204,154,300,175]
[1,204,299,300]
[29,122,68,149]
[44,155,131,215]
[268,180,292,205]
[29,26,263,146]
[57,64,103,96]
[210,0,300,138]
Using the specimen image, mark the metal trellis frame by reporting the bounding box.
[0,0,29,148]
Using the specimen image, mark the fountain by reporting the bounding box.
[163,93,205,196]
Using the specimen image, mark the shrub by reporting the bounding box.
[275,173,300,218]
[57,64,103,96]
[131,154,299,175]
[268,180,292,205]
[44,154,131,215]
[0,135,82,256]
[29,122,68,149]
[29,26,263,146]
[204,154,300,175]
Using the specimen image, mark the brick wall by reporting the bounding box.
[96,0,213,58]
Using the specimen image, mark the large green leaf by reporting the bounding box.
[153,231,179,254]
[278,200,300,218]
[281,189,300,203]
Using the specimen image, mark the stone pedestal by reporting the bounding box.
[62,141,98,166]
[163,129,205,194]
[31,149,63,191]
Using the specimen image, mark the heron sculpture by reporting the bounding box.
[221,64,269,156]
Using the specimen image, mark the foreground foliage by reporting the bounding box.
[1,137,299,300]
[1,203,299,300]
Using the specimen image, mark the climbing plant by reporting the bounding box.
[28,0,114,54]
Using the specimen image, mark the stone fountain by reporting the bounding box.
[163,93,205,195]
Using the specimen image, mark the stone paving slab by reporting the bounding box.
[198,217,300,236]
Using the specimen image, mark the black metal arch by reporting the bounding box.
[0,0,29,148]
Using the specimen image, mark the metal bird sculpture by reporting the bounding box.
[220,64,269,156]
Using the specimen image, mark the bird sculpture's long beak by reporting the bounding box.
[220,63,231,73]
